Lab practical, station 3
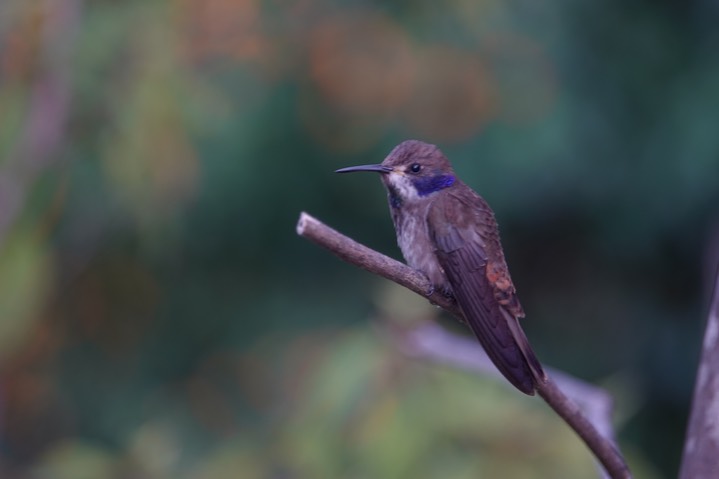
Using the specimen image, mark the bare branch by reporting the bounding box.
[297,211,631,479]
[680,264,719,479]
[296,212,461,316]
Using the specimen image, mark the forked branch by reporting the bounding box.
[297,211,631,479]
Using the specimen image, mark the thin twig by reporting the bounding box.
[297,211,631,479]
[536,377,627,479]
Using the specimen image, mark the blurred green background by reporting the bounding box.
[1,0,718,477]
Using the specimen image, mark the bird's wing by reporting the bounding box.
[427,194,543,394]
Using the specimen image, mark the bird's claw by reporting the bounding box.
[425,280,454,303]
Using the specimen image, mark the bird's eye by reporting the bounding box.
[409,163,421,173]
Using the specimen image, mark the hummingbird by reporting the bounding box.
[336,140,545,394]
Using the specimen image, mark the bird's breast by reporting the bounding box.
[393,205,448,290]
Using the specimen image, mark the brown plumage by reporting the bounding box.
[336,140,545,394]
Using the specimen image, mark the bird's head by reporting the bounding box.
[336,140,456,206]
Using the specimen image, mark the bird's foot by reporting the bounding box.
[425,280,454,304]
[419,273,438,297]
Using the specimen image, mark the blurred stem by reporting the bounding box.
[395,322,621,478]
[0,0,82,248]
[297,211,631,479]
[679,263,719,479]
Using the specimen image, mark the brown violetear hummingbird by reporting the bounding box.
[336,140,545,394]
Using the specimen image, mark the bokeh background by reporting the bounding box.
[1,0,718,477]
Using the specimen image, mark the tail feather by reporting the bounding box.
[501,307,546,385]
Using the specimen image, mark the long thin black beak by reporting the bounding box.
[335,164,393,174]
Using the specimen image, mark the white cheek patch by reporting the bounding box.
[388,172,419,201]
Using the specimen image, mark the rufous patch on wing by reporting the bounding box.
[487,261,523,316]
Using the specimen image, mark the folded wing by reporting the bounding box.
[428,194,544,394]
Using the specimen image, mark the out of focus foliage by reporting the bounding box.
[0,0,717,477]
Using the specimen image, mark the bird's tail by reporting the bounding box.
[501,307,546,387]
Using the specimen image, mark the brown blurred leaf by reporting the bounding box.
[300,10,416,151]
[401,46,496,142]
[174,0,268,64]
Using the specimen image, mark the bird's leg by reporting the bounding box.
[423,276,436,297]
[417,271,440,298]
[423,274,455,304]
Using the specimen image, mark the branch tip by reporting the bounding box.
[296,211,310,235]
